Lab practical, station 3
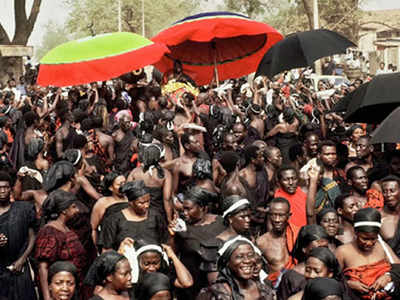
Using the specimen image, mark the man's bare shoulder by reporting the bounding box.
[256,232,273,245]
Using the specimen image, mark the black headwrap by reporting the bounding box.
[142,144,164,179]
[302,277,343,300]
[43,160,75,192]
[221,195,250,221]
[136,272,170,299]
[192,158,212,180]
[84,250,126,287]
[62,149,82,166]
[292,225,329,262]
[120,180,149,202]
[42,189,77,222]
[307,247,342,281]
[316,207,337,225]
[216,236,260,300]
[27,138,44,161]
[184,186,217,207]
[48,261,78,284]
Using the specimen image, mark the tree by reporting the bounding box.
[64,0,198,38]
[34,21,72,61]
[0,0,42,84]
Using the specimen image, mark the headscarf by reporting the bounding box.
[292,225,329,262]
[43,160,75,192]
[120,180,149,202]
[42,189,77,222]
[48,261,78,284]
[316,208,338,225]
[307,247,342,280]
[221,195,250,219]
[192,158,212,180]
[136,272,171,300]
[84,250,126,287]
[62,149,82,166]
[142,144,164,179]
[216,236,262,300]
[27,138,44,160]
[302,277,344,300]
[184,186,217,207]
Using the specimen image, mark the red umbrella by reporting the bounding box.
[152,11,283,86]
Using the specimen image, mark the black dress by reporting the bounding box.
[146,185,164,216]
[0,202,37,300]
[175,216,226,300]
[100,209,168,250]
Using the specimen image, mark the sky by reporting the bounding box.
[0,0,400,49]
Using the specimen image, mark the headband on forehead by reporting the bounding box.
[222,199,250,218]
[354,221,381,228]
[218,235,261,257]
[136,245,169,266]
[73,150,82,166]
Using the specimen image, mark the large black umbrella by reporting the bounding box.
[255,29,356,79]
[344,72,400,123]
[331,82,370,113]
[370,106,400,144]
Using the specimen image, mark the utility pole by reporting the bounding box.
[118,0,122,32]
[142,0,145,36]
[313,0,322,75]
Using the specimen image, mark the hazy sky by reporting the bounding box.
[0,0,399,48]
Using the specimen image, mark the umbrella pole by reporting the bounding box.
[214,55,219,87]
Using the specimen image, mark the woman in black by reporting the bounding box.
[171,186,226,299]
[100,180,168,251]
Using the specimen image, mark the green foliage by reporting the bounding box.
[64,0,198,38]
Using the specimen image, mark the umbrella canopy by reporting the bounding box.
[370,106,400,144]
[151,11,283,86]
[37,32,169,87]
[344,72,400,123]
[255,29,356,79]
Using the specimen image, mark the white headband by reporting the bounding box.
[73,150,82,166]
[136,245,169,266]
[222,199,250,218]
[218,235,261,257]
[354,221,381,228]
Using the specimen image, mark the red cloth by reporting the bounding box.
[365,189,384,210]
[275,187,307,227]
[268,257,295,285]
[343,259,392,300]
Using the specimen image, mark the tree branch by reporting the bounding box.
[28,0,42,29]
[360,21,400,31]
[0,23,11,44]
[12,0,42,45]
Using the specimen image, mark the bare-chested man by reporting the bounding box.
[91,116,115,166]
[265,146,283,188]
[257,198,299,285]
[380,176,400,246]
[248,103,265,139]
[336,208,400,299]
[112,113,135,174]
[303,132,319,162]
[335,193,360,244]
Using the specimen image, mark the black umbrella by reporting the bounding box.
[344,72,400,123]
[331,82,370,113]
[370,106,400,144]
[255,29,356,79]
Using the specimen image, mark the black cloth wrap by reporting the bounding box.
[42,189,76,221]
[193,158,212,180]
[216,239,253,300]
[137,272,171,299]
[43,160,75,192]
[120,180,148,201]
[141,144,164,179]
[302,277,343,300]
[83,250,126,286]
[222,195,250,220]
[184,187,217,207]
[48,261,78,284]
[291,225,329,262]
[27,138,44,160]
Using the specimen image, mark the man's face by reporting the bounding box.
[305,134,319,157]
[382,180,400,210]
[390,156,400,176]
[0,180,10,203]
[268,202,290,235]
[349,169,368,195]
[253,149,265,168]
[279,169,298,194]
[223,134,238,151]
[119,115,132,132]
[233,124,246,144]
[339,196,359,221]
[267,148,283,168]
[187,135,201,154]
[319,145,337,168]
[356,138,371,160]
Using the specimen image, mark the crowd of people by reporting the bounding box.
[1,57,400,300]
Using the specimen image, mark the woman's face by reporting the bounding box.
[64,203,79,221]
[229,208,251,234]
[304,257,332,280]
[150,290,172,300]
[139,251,161,273]
[228,244,256,280]
[319,212,340,237]
[110,175,126,197]
[252,254,263,279]
[130,194,150,216]
[182,200,204,225]
[49,271,76,300]
[109,259,132,292]
[351,128,364,143]
[304,238,329,256]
